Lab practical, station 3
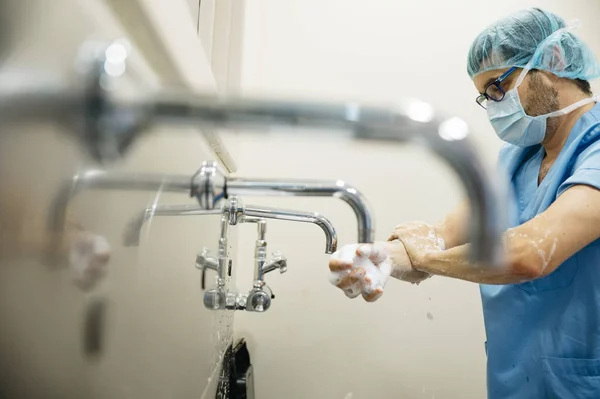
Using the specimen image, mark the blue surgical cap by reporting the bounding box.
[467,8,600,81]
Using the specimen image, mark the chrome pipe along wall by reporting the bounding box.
[123,205,222,247]
[242,205,338,253]
[48,167,355,252]
[188,162,371,244]
[142,98,506,265]
[48,169,192,235]
[124,203,338,253]
[3,41,507,266]
[225,179,371,245]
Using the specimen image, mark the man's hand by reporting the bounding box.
[328,241,430,302]
[388,221,446,270]
[328,243,389,302]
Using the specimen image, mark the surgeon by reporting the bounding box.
[328,8,600,398]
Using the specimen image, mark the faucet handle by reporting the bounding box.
[196,247,218,290]
[262,251,287,275]
[203,288,226,310]
[196,248,218,271]
[272,251,288,273]
[247,285,273,312]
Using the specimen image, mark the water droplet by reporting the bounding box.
[427,312,434,320]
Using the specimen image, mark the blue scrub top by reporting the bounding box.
[482,102,600,399]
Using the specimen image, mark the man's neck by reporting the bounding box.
[542,92,594,159]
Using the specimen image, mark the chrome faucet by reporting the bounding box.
[202,199,236,311]
[200,196,337,312]
[126,196,335,311]
[122,198,336,312]
[195,247,219,292]
[246,220,274,312]
[192,161,373,243]
[4,41,507,266]
[195,248,218,273]
[227,218,288,312]
[49,165,354,253]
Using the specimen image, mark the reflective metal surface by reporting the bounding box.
[124,202,338,253]
[0,3,235,398]
[0,136,232,399]
[181,196,337,312]
[261,251,287,275]
[49,169,192,236]
[195,248,219,272]
[228,178,367,247]
[0,43,507,266]
[244,220,285,313]
[191,161,227,209]
[124,204,221,246]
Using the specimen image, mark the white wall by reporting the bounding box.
[225,1,600,398]
[0,1,238,398]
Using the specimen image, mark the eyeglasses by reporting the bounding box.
[476,67,518,109]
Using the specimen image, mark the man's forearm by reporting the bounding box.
[414,244,531,285]
[397,186,600,285]
[432,201,470,250]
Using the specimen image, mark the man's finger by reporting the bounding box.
[336,268,365,289]
[356,244,385,264]
[355,244,371,258]
[368,243,388,264]
[363,287,384,302]
[344,286,361,298]
[336,273,354,289]
[329,259,352,272]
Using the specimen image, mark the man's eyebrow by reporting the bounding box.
[478,75,502,95]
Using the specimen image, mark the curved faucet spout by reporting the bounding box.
[243,205,338,253]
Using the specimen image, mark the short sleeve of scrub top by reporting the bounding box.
[558,125,600,196]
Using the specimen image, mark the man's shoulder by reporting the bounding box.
[572,122,600,170]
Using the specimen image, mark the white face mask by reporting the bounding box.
[487,67,597,147]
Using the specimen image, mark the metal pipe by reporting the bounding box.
[5,46,506,266]
[243,205,337,253]
[124,203,338,253]
[126,93,505,265]
[123,204,221,246]
[253,221,267,284]
[48,169,192,234]
[227,179,366,247]
[216,213,229,284]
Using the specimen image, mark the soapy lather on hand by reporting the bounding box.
[328,240,431,302]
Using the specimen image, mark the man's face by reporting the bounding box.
[473,68,561,137]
